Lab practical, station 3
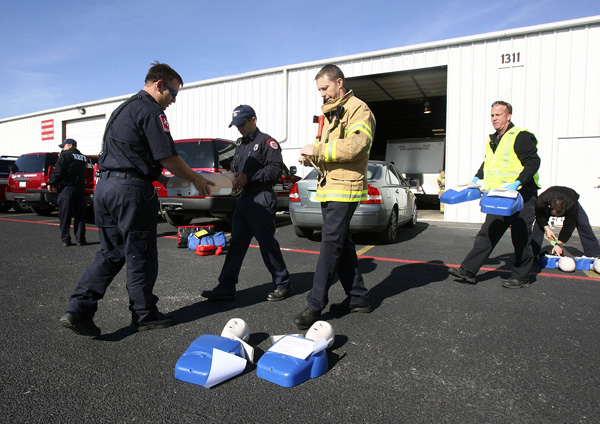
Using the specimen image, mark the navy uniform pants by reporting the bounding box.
[218,190,290,293]
[307,201,369,312]
[531,202,600,257]
[66,177,160,323]
[461,194,536,281]
[57,185,86,244]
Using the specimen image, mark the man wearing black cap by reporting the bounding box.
[47,138,87,247]
[201,105,292,302]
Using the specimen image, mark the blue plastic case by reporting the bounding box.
[440,188,481,204]
[256,337,329,387]
[539,255,560,268]
[574,257,595,270]
[174,334,245,387]
[479,190,523,216]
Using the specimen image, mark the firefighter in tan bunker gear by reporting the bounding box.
[294,64,376,330]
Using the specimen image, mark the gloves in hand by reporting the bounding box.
[504,180,521,191]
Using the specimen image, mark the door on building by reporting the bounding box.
[63,116,106,155]
[555,136,600,226]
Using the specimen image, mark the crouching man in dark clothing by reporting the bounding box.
[532,186,600,258]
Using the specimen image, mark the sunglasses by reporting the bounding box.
[164,82,178,98]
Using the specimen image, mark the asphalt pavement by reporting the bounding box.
[1,208,599,423]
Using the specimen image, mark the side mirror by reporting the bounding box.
[289,166,297,175]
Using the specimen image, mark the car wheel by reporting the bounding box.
[30,205,55,216]
[164,210,192,227]
[0,203,12,213]
[379,208,398,244]
[294,226,314,238]
[12,202,30,213]
[405,203,418,228]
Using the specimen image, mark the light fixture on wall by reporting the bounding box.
[78,107,86,115]
[423,101,431,114]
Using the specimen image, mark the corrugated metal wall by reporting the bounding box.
[0,99,126,156]
[2,17,599,224]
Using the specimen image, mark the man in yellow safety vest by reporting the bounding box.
[449,101,541,289]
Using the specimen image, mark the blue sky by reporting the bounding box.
[2,0,599,120]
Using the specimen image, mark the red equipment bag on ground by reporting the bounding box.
[195,245,216,256]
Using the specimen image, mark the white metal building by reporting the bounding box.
[2,16,599,225]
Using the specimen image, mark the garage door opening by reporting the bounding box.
[347,66,448,207]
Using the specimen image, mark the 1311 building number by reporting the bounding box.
[501,52,521,64]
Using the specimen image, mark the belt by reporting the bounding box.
[242,184,273,195]
[100,170,146,180]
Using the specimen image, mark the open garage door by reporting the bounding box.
[63,115,106,156]
[347,67,448,204]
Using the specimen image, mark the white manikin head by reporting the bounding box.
[221,318,250,342]
[558,257,576,272]
[593,259,600,274]
[305,320,335,349]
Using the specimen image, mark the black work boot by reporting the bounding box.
[60,312,101,337]
[134,312,176,331]
[329,296,371,314]
[501,279,531,289]
[293,307,321,330]
[448,267,477,285]
[201,286,236,301]
[266,284,294,301]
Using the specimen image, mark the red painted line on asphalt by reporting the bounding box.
[0,217,98,230]
[263,245,599,282]
[3,217,597,281]
[0,217,60,226]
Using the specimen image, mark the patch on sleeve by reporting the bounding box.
[268,139,279,150]
[159,114,170,132]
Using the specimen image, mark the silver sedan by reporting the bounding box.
[289,160,418,244]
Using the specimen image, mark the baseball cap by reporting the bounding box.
[229,105,256,127]
[58,139,77,148]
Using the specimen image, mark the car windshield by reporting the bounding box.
[367,164,381,180]
[175,141,217,169]
[216,141,235,170]
[174,140,236,170]
[305,164,382,180]
[0,160,15,176]
[14,154,57,173]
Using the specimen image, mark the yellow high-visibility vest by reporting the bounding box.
[483,126,539,190]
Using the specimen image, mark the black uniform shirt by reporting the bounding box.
[231,128,283,189]
[99,90,178,181]
[48,147,87,187]
[535,186,580,243]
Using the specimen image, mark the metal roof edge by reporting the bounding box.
[0,93,136,123]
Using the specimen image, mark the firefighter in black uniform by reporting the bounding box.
[60,62,213,337]
[201,105,292,302]
[47,138,87,247]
